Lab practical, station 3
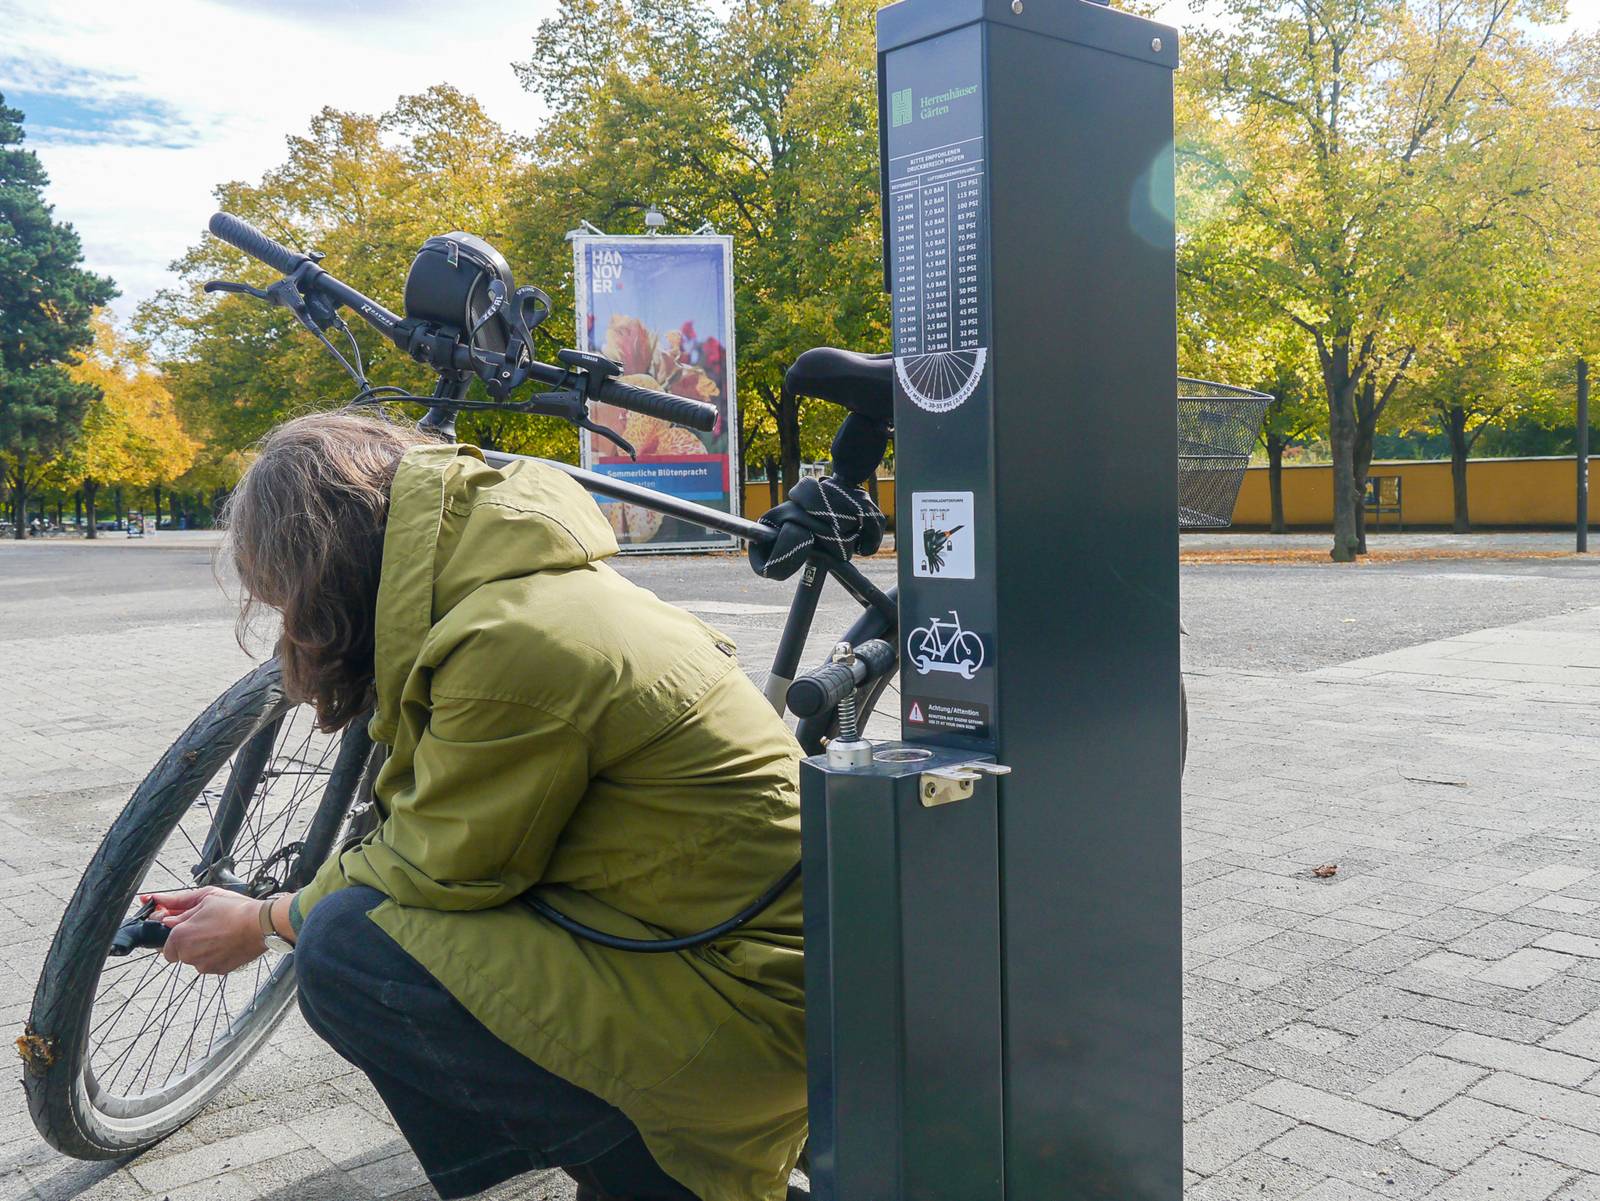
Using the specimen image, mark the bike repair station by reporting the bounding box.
[802,1,1181,1198]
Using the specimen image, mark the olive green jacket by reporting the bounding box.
[293,444,806,1201]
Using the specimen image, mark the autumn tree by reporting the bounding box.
[1180,245,1325,532]
[0,93,118,537]
[513,0,889,491]
[1178,0,1584,559]
[136,86,573,459]
[59,316,196,538]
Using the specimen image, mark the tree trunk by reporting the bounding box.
[1327,397,1361,562]
[9,452,27,540]
[1445,404,1471,533]
[1267,432,1287,534]
[777,386,802,492]
[765,454,780,508]
[74,491,82,530]
[84,480,100,540]
[152,484,162,531]
[114,487,124,530]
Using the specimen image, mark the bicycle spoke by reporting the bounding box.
[100,962,187,1094]
[171,970,218,1085]
[128,971,205,1096]
[89,954,167,1041]
[78,685,357,1118]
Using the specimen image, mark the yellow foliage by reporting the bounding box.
[59,315,198,490]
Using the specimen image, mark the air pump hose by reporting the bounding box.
[521,861,802,954]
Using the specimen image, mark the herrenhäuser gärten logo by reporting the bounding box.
[891,88,913,127]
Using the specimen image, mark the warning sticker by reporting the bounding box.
[912,491,975,579]
[904,696,991,739]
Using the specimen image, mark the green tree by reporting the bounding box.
[136,86,567,458]
[1178,0,1583,559]
[1180,240,1325,532]
[513,0,889,491]
[0,93,117,538]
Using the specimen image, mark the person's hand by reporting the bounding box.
[141,886,266,974]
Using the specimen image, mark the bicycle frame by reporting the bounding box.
[479,449,897,726]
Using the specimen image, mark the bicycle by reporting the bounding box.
[20,213,1206,1162]
[19,214,905,1161]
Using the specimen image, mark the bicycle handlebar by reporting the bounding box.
[208,212,308,276]
[786,638,896,719]
[592,379,719,432]
[207,211,719,433]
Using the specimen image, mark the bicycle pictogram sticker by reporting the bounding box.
[906,610,986,679]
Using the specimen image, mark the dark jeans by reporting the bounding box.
[295,885,698,1200]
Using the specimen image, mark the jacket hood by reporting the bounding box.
[369,443,618,742]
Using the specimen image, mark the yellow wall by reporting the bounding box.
[743,477,897,526]
[1231,456,1596,529]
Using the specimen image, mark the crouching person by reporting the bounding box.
[148,412,807,1201]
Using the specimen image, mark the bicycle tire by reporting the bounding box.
[1180,674,1189,774]
[23,659,371,1159]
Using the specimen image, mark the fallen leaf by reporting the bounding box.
[1312,863,1339,879]
[15,1028,55,1073]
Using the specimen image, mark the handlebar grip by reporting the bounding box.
[786,639,897,719]
[597,379,718,432]
[786,663,857,720]
[208,212,308,275]
[853,638,896,681]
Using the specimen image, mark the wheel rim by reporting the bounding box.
[76,695,344,1121]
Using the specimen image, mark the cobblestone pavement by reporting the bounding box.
[4,539,1600,1199]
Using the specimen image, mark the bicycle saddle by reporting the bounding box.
[785,347,894,426]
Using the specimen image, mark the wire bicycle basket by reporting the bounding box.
[1177,377,1274,529]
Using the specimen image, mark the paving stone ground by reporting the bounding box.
[3,537,1600,1200]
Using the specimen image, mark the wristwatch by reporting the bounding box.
[258,897,294,955]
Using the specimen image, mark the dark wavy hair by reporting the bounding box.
[222,410,435,732]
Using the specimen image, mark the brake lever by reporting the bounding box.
[579,416,637,460]
[204,271,332,329]
[204,280,273,301]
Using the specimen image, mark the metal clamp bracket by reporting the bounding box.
[919,761,1012,807]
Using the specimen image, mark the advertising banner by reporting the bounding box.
[572,236,738,551]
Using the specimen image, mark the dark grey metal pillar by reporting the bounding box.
[881,1,1182,1198]
[802,3,1181,1197]
[801,746,1005,1201]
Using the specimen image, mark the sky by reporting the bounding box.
[4,0,1598,321]
[0,0,561,319]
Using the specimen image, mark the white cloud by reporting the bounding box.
[1,0,559,318]
[8,0,1597,320]
[1153,0,1600,41]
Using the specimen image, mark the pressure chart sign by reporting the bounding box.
[888,87,987,413]
[885,23,997,750]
